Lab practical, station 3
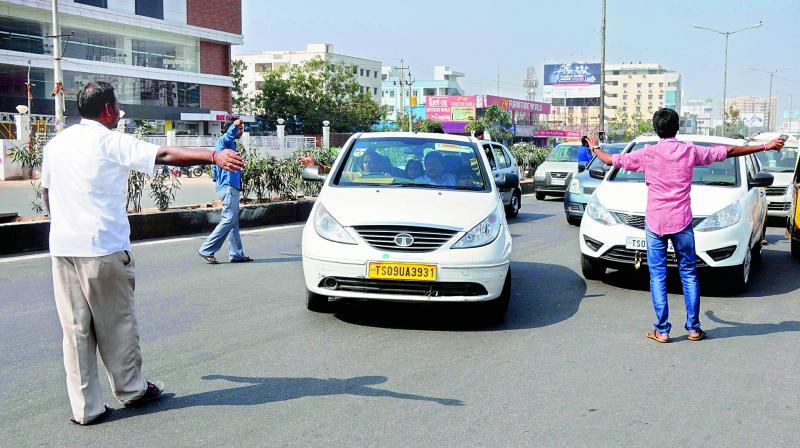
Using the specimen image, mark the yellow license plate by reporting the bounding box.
[367,262,437,281]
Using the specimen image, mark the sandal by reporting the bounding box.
[230,256,253,263]
[688,329,707,341]
[646,330,669,344]
[199,253,219,264]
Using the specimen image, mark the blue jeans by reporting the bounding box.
[199,186,245,261]
[645,224,701,335]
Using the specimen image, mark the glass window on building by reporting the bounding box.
[132,38,197,72]
[0,16,46,54]
[623,95,628,100]
[423,88,437,96]
[373,87,377,95]
[62,27,124,64]
[648,83,653,87]
[352,65,358,74]
[75,0,108,7]
[636,83,642,88]
[659,83,664,87]
[136,0,164,19]
[622,83,628,88]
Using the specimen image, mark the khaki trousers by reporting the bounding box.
[52,250,147,423]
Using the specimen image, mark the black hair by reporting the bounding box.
[652,108,679,139]
[473,125,485,137]
[222,116,241,134]
[581,136,589,146]
[77,81,116,118]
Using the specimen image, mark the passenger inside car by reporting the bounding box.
[418,151,457,185]
[405,159,424,180]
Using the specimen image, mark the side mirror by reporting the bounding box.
[750,171,774,188]
[302,166,326,183]
[578,162,587,173]
[588,166,607,180]
[494,172,518,189]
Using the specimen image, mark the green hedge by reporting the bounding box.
[508,143,551,178]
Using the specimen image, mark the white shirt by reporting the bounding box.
[41,119,159,257]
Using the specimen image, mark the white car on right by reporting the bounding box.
[579,134,773,293]
[749,132,799,218]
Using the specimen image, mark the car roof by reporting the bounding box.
[358,132,478,144]
[632,134,743,145]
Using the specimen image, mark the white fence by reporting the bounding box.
[143,135,317,159]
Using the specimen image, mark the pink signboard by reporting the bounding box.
[426,96,477,122]
[484,95,550,114]
[534,129,582,138]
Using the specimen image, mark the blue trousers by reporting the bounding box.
[645,224,701,335]
[199,186,245,261]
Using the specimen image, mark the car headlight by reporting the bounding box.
[314,204,356,244]
[695,201,742,232]
[585,195,618,226]
[534,168,544,179]
[568,178,582,194]
[452,207,503,249]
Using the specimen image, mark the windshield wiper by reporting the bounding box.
[694,181,734,186]
[394,183,443,188]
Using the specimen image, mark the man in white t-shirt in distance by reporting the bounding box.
[41,81,243,426]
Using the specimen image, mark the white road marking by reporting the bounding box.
[0,223,305,264]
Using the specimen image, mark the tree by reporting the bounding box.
[607,103,653,142]
[231,59,254,115]
[466,105,512,142]
[253,58,387,134]
[413,118,444,133]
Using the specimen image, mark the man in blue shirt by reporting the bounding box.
[199,117,252,263]
[578,135,593,166]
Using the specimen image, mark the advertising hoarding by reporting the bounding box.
[783,110,800,132]
[742,113,765,128]
[426,96,477,122]
[484,95,550,114]
[542,63,601,100]
[534,129,582,138]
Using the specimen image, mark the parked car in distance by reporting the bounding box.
[564,143,629,225]
[301,132,514,321]
[579,134,772,293]
[480,140,522,217]
[533,142,582,200]
[787,148,800,260]
[749,133,799,219]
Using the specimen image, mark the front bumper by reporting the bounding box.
[563,191,586,218]
[534,178,568,195]
[302,223,512,303]
[766,187,792,217]
[579,213,752,269]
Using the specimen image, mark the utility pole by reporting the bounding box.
[406,68,415,132]
[693,22,762,136]
[599,0,606,141]
[398,59,405,130]
[778,91,794,131]
[748,66,794,131]
[50,0,66,132]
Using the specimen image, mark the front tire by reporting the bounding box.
[505,191,521,218]
[581,254,606,280]
[566,215,581,226]
[723,248,752,294]
[792,238,800,261]
[306,290,332,312]
[535,191,546,201]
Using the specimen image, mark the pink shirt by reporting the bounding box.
[611,139,729,236]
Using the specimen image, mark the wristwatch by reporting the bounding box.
[591,146,601,151]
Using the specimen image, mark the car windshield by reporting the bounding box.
[755,146,799,172]
[587,143,627,170]
[546,144,580,162]
[333,137,487,191]
[610,141,739,186]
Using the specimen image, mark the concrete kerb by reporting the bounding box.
[0,199,315,256]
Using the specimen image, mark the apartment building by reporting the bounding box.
[0,0,243,135]
[381,65,465,121]
[235,43,382,102]
[604,63,681,120]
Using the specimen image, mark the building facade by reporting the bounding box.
[726,96,777,130]
[682,98,715,135]
[235,43,382,102]
[380,65,465,121]
[603,63,682,121]
[0,0,243,135]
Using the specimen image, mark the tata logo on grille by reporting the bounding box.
[394,233,414,247]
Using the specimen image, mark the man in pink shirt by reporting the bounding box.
[589,108,785,343]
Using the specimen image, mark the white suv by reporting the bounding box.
[301,132,514,321]
[750,133,799,218]
[579,135,772,293]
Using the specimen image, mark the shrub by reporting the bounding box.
[509,143,551,178]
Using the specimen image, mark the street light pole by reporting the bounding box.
[599,0,606,141]
[50,0,65,132]
[748,66,794,131]
[693,21,762,136]
[778,91,794,131]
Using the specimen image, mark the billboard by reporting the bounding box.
[742,113,765,128]
[542,63,601,100]
[426,96,477,122]
[484,95,550,114]
[784,110,800,132]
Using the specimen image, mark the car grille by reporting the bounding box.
[567,203,583,212]
[768,202,791,211]
[612,213,705,230]
[318,277,488,297]
[599,246,708,268]
[550,171,569,180]
[352,225,458,252]
[766,186,787,196]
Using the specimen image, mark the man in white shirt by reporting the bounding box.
[41,81,243,425]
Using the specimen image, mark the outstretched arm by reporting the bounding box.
[156,147,244,172]
[726,138,784,158]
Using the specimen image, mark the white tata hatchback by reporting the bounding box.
[301,133,514,320]
[579,135,773,293]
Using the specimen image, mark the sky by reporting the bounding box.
[236,0,800,120]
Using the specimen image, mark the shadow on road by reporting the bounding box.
[249,253,302,264]
[109,375,463,420]
[508,212,553,224]
[701,310,800,340]
[334,261,590,331]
